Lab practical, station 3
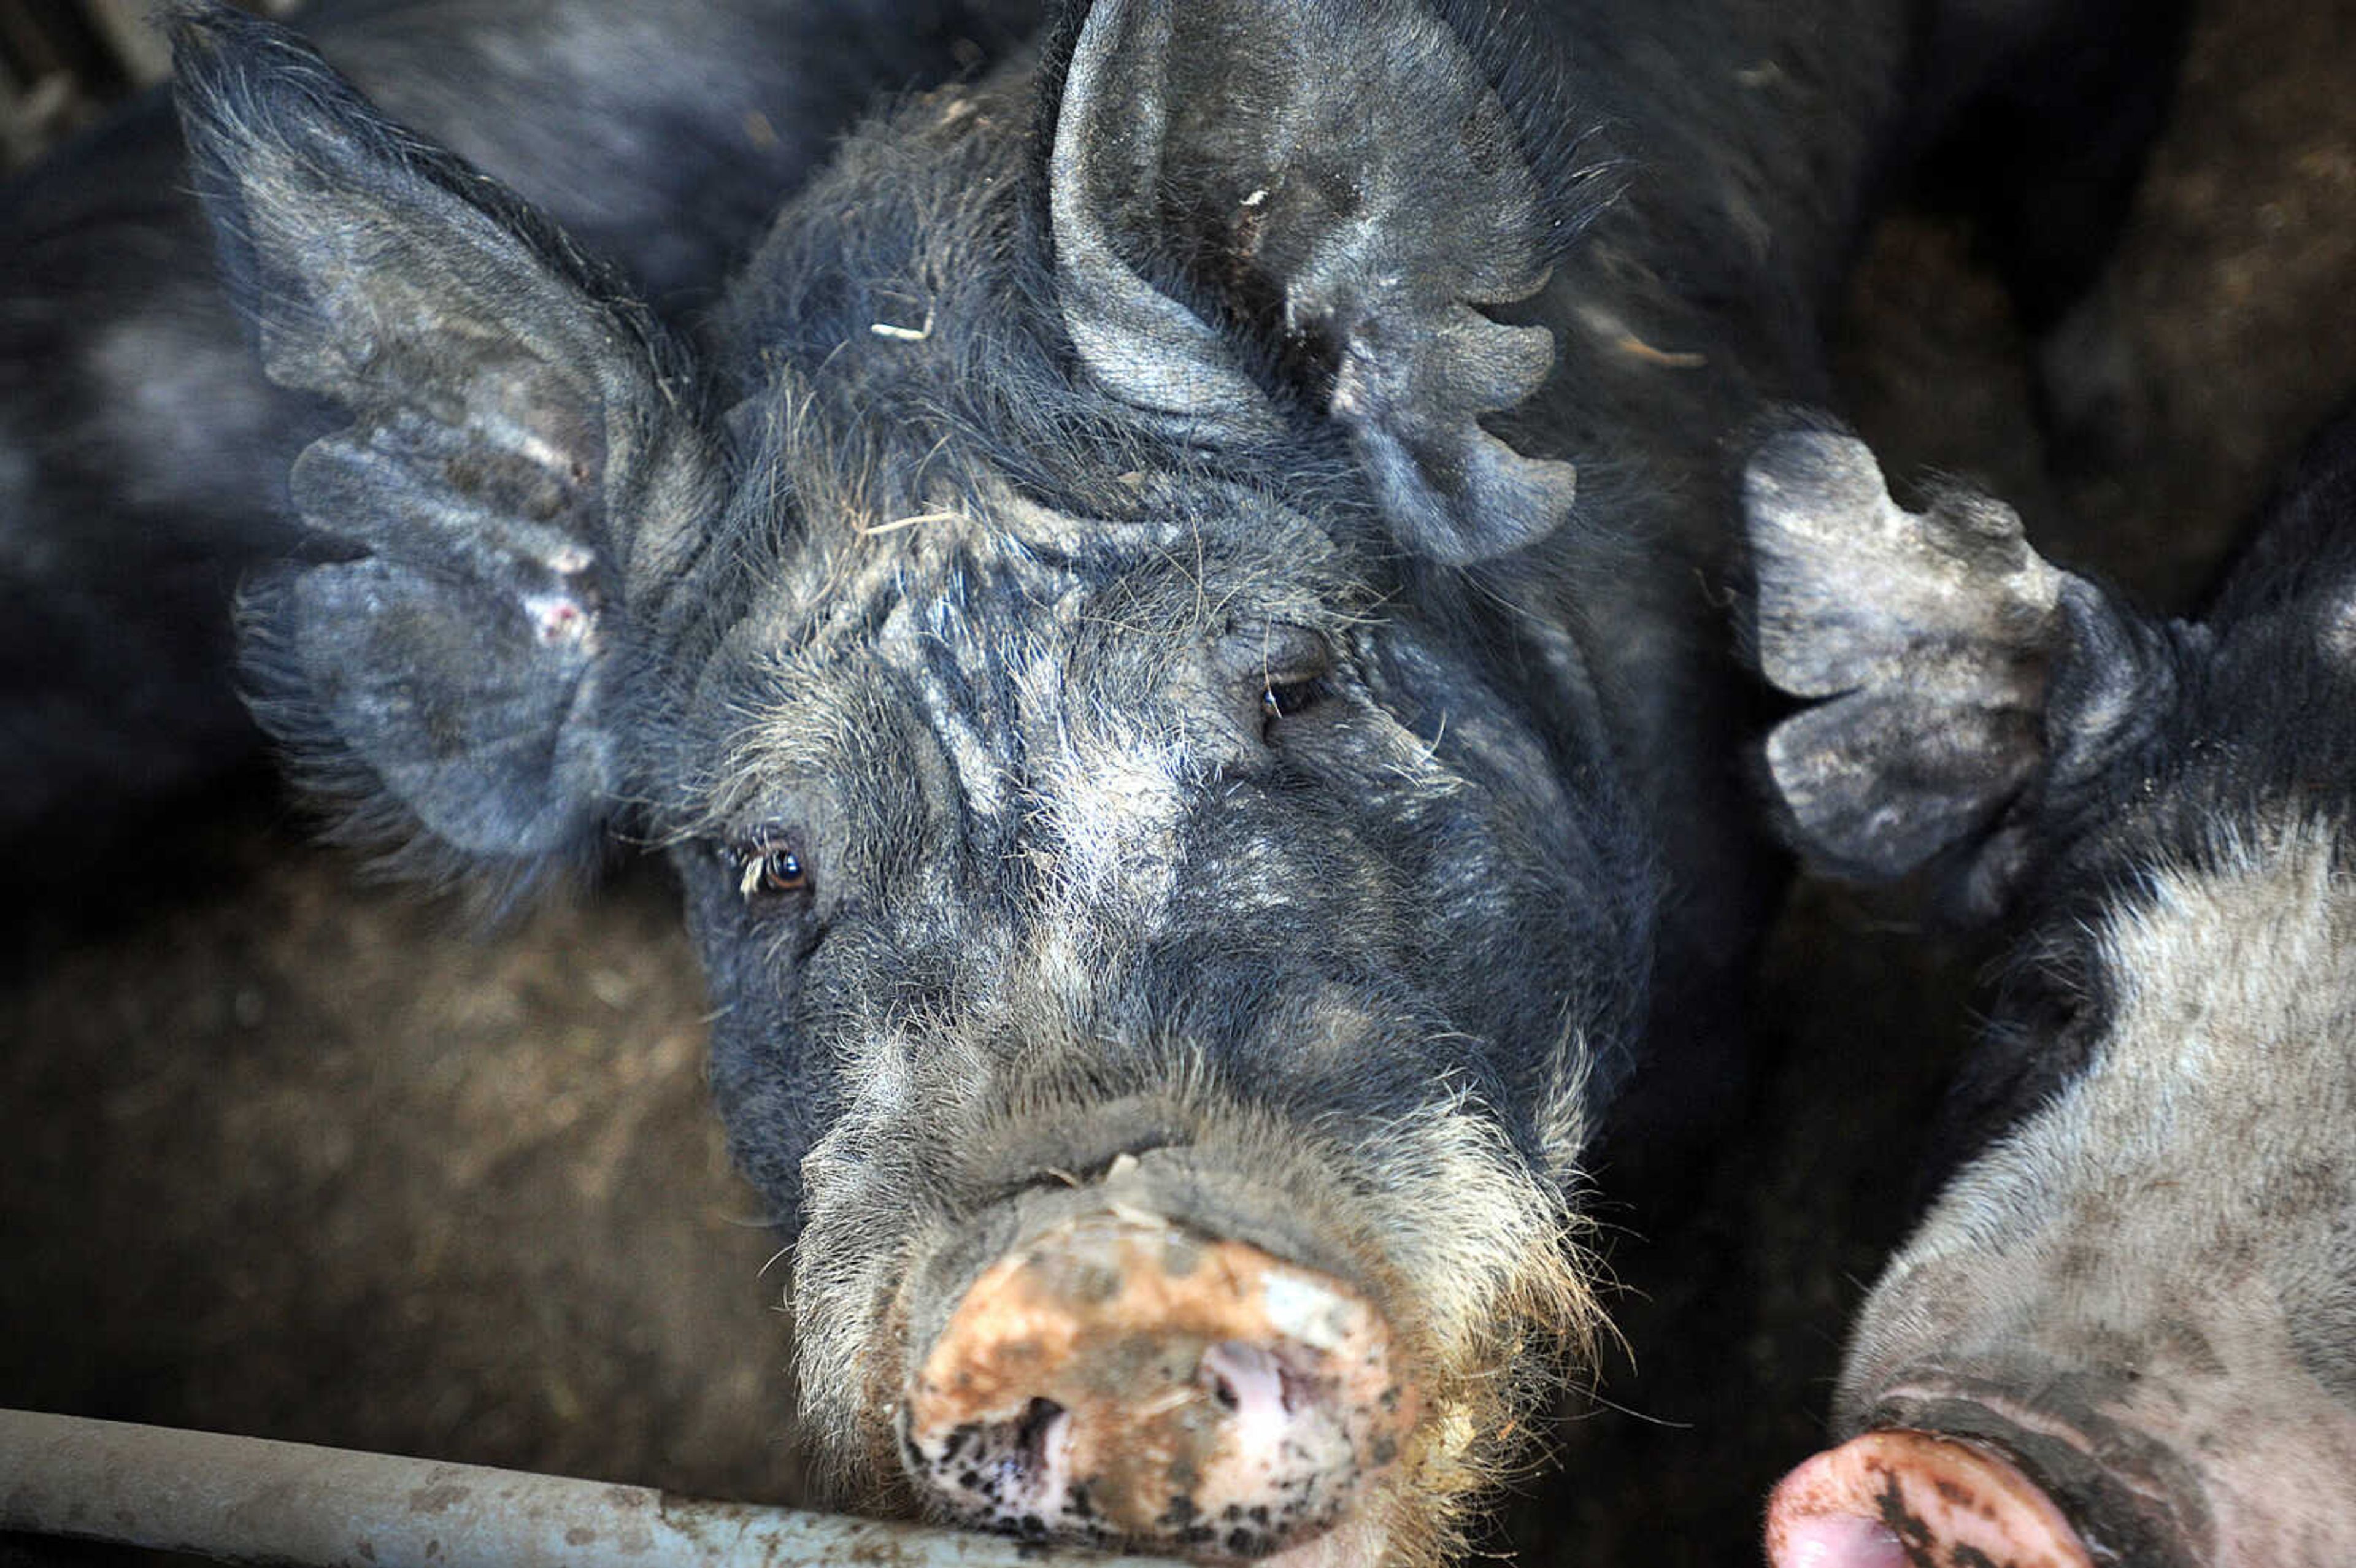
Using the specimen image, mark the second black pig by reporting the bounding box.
[166,0,2182,1560]
[1749,415,2356,1567]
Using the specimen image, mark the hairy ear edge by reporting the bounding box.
[1044,0,1582,565]
[173,1,720,889]
[1744,429,2069,894]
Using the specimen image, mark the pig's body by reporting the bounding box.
[0,0,1033,859]
[164,0,2181,1560]
[1749,416,2356,1566]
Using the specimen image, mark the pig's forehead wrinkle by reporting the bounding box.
[664,537,1272,861]
[675,477,1371,820]
[785,470,1355,625]
[718,320,1366,612]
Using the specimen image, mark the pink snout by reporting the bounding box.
[1766,1428,2093,1568]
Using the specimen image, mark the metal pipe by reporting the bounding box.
[0,1408,1184,1568]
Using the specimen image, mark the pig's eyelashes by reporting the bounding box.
[731,831,814,904]
[1260,677,1327,740]
[1227,623,1334,743]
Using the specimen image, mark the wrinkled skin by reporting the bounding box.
[1747,418,2356,1567]
[0,0,1034,864]
[166,0,2182,1560]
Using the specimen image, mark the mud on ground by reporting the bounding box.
[6,1,2356,1562]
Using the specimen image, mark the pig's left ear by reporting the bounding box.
[172,3,718,885]
[1744,429,2171,918]
[1045,0,1580,566]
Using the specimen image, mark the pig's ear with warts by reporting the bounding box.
[172,2,718,895]
[1742,428,2167,921]
[1046,0,1583,566]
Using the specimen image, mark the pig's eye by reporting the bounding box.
[1260,677,1326,726]
[734,831,813,902]
[1228,623,1335,744]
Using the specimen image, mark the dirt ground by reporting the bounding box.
[7,0,2356,1564]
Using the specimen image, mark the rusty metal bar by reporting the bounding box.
[1,1408,1184,1568]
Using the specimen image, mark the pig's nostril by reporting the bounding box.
[1012,1396,1065,1471]
[1197,1339,1293,1426]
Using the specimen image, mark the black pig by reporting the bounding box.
[166,0,2182,1560]
[0,0,1031,862]
[1749,418,2356,1567]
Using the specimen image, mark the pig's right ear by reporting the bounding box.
[1743,429,2163,920]
[1044,0,1584,566]
[172,4,718,888]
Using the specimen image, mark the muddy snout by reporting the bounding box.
[898,1209,1417,1559]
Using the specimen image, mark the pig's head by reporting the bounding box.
[172,2,1644,1561]
[1745,427,2356,1567]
